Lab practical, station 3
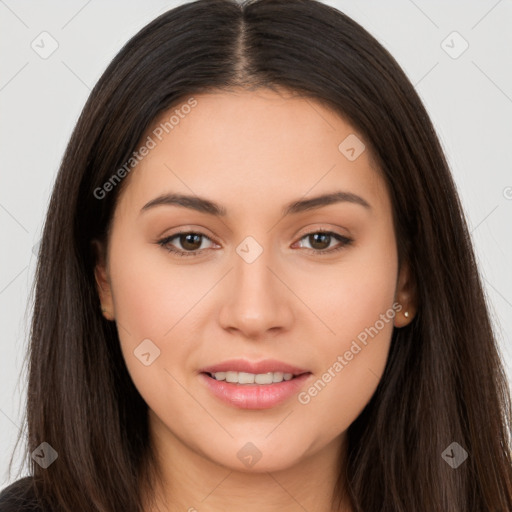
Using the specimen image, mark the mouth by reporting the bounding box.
[198,359,312,409]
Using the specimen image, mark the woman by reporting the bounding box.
[1,0,511,510]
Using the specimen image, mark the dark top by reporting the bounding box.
[0,477,45,511]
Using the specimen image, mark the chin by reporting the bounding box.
[200,436,314,474]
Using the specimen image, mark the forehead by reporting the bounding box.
[114,87,388,218]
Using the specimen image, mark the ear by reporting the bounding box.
[91,239,115,321]
[393,260,417,328]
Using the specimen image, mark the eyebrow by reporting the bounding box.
[140,190,371,217]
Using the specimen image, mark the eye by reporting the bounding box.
[294,230,352,255]
[157,231,216,257]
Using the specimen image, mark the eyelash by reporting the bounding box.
[157,229,353,258]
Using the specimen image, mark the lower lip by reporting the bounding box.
[200,372,312,409]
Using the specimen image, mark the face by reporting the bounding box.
[94,88,415,475]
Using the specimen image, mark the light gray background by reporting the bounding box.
[1,0,511,488]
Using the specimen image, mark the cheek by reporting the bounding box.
[296,289,396,438]
[106,234,208,388]
[295,233,397,426]
[300,228,397,350]
[108,233,213,340]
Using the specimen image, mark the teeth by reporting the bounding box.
[255,373,273,384]
[225,371,238,383]
[239,372,255,384]
[211,371,294,384]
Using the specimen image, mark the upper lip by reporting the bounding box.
[200,358,310,376]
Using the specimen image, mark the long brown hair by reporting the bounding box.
[6,0,512,510]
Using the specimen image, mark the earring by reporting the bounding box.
[404,311,409,318]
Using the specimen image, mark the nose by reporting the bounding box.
[218,244,294,340]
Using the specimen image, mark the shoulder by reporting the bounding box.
[0,477,45,511]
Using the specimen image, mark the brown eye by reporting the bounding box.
[296,230,353,255]
[157,231,215,257]
[179,233,203,251]
[308,232,332,250]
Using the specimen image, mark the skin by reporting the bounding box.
[94,87,416,512]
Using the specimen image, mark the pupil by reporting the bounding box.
[181,233,201,250]
[310,233,330,250]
